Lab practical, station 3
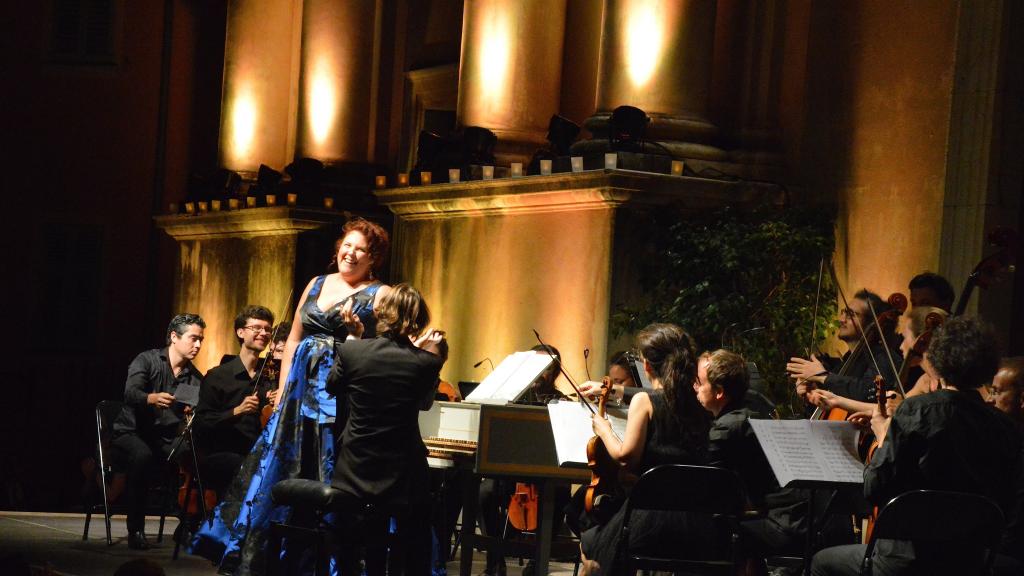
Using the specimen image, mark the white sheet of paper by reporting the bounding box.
[547,400,628,467]
[465,351,553,404]
[749,419,864,487]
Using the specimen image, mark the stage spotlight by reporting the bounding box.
[461,126,497,165]
[608,105,650,151]
[545,115,580,156]
[285,157,324,184]
[413,131,444,173]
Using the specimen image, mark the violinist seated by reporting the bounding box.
[817,305,949,412]
[566,351,640,537]
[577,350,640,406]
[579,324,713,576]
[194,305,277,501]
[478,344,570,576]
[270,321,290,361]
[811,317,1024,576]
[788,290,902,410]
[110,313,205,550]
[987,357,1024,575]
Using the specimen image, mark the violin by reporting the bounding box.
[897,312,944,400]
[862,374,889,542]
[585,378,619,514]
[258,356,281,428]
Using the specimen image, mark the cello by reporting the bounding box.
[952,228,1018,317]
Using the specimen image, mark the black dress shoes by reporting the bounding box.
[128,530,154,550]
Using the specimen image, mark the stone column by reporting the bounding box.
[457,0,568,165]
[295,0,382,164]
[577,0,723,160]
[219,0,303,175]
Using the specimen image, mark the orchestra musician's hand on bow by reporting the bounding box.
[233,394,260,416]
[787,354,827,385]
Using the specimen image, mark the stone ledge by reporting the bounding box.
[154,206,349,240]
[374,168,781,219]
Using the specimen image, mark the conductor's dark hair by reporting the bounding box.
[926,316,1000,390]
[167,313,205,345]
[909,272,956,311]
[233,305,275,344]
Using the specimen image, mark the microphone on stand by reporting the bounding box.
[473,357,494,371]
[732,326,765,349]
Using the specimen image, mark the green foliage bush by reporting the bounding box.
[612,203,838,417]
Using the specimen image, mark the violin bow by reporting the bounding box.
[807,257,825,357]
[865,298,905,397]
[533,329,597,415]
[809,262,887,419]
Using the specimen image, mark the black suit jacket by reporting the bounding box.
[327,336,444,507]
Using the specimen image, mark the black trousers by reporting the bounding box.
[109,432,175,533]
[200,451,244,501]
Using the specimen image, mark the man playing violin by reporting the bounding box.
[810,317,1023,575]
[787,290,902,410]
[194,305,277,501]
[111,313,205,549]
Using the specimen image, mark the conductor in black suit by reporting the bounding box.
[327,282,447,576]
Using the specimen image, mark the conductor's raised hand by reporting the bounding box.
[148,392,175,409]
[417,329,448,359]
[340,299,365,339]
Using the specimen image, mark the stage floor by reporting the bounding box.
[0,511,578,575]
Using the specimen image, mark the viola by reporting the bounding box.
[584,378,619,514]
[257,357,281,428]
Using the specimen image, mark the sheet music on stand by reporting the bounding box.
[749,419,864,487]
[464,351,554,405]
[546,400,628,467]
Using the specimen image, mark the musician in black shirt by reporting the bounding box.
[788,289,901,407]
[811,317,1024,575]
[194,305,275,499]
[111,313,205,549]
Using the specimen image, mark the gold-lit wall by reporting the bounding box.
[219,0,303,173]
[801,2,959,300]
[174,236,297,373]
[394,208,613,392]
[457,0,567,161]
[296,0,381,162]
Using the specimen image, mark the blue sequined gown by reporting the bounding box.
[192,276,381,574]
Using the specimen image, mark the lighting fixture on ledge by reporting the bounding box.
[608,105,650,152]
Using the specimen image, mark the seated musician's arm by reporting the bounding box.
[193,374,235,431]
[597,391,652,471]
[124,353,155,406]
[863,407,910,506]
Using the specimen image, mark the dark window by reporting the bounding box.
[50,0,116,65]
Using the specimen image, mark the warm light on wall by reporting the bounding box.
[478,7,511,112]
[624,0,665,88]
[308,59,338,147]
[229,86,257,164]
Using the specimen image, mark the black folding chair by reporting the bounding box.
[617,464,747,575]
[862,490,1004,576]
[81,400,170,545]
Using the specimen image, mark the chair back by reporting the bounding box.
[627,464,746,515]
[864,490,1004,574]
[95,400,124,463]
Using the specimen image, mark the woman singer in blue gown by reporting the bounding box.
[192,218,391,574]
